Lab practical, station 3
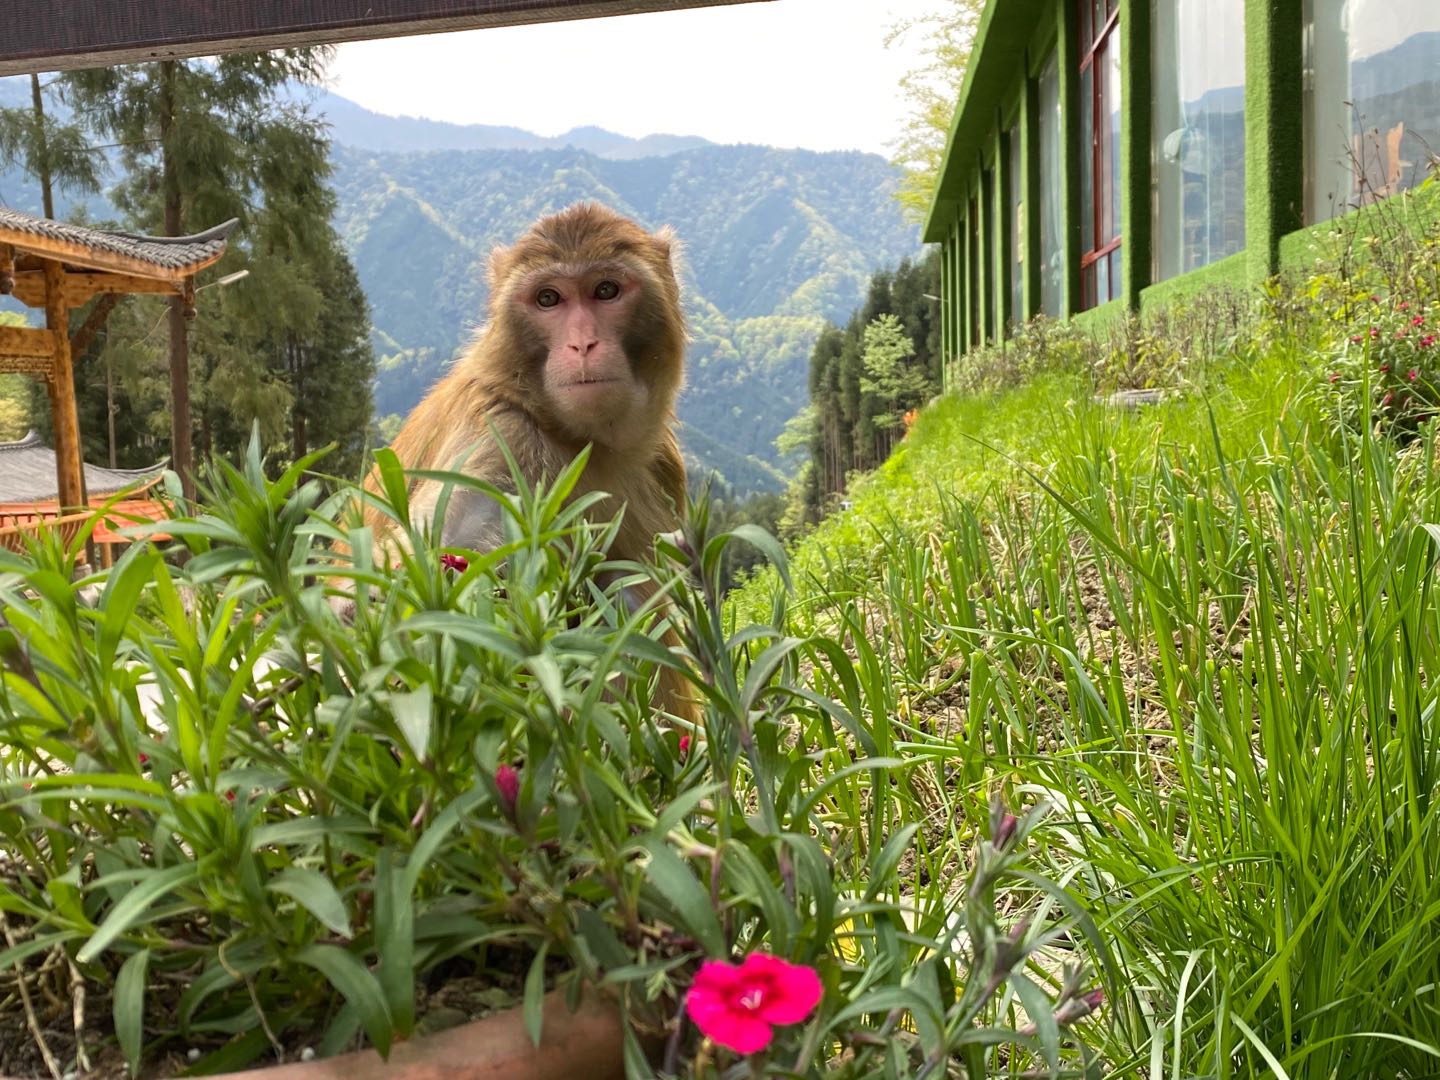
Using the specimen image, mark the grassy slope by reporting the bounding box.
[732,329,1440,1077]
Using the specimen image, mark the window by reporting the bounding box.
[1038,52,1063,316]
[1151,0,1245,279]
[981,164,996,341]
[1007,124,1024,325]
[1079,0,1122,309]
[968,194,980,347]
[1305,0,1440,222]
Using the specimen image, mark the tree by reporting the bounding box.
[888,1,985,222]
[61,51,331,500]
[0,74,101,219]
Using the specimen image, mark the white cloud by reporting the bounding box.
[326,0,942,155]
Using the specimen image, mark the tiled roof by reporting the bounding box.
[0,431,165,503]
[0,208,237,279]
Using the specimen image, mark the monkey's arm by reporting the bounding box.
[435,408,561,552]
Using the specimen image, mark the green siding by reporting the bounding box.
[1118,0,1151,306]
[1243,0,1304,283]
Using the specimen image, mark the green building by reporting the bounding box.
[925,0,1439,363]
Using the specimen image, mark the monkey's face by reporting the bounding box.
[515,263,654,446]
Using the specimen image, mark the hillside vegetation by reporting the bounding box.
[727,183,1440,1076]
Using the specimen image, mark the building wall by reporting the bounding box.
[927,0,1440,376]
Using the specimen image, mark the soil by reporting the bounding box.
[0,945,540,1080]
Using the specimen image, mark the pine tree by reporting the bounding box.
[0,73,101,219]
[61,51,332,499]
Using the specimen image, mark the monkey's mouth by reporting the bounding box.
[568,376,621,386]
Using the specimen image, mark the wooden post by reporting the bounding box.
[43,258,84,514]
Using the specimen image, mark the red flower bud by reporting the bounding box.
[678,734,692,758]
[1408,369,1418,381]
[1382,392,1395,406]
[495,764,520,813]
[1329,372,1342,383]
[1422,335,1436,348]
[1413,316,1425,327]
[1380,364,1392,373]
[440,552,469,573]
[1370,326,1382,338]
[1350,333,1364,344]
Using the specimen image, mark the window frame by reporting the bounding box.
[1078,0,1122,309]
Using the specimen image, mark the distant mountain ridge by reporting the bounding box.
[0,77,921,492]
[291,85,716,159]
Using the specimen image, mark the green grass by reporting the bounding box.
[732,304,1440,1076]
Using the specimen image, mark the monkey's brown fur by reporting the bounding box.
[366,203,695,717]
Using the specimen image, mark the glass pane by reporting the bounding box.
[1095,255,1110,306]
[1105,26,1123,246]
[1039,53,1064,316]
[1009,125,1024,326]
[1305,0,1440,222]
[982,166,995,341]
[1080,62,1095,249]
[1109,247,1123,303]
[1152,0,1246,280]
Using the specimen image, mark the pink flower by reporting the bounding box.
[678,734,692,758]
[1398,301,1410,311]
[1350,333,1364,344]
[1329,372,1342,384]
[495,764,520,812]
[1382,392,1395,407]
[1422,336,1436,348]
[1408,369,1419,381]
[1370,326,1382,338]
[1380,363,1392,373]
[686,954,823,1054]
[440,552,469,573]
[1414,316,1426,327]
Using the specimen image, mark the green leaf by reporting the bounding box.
[391,684,433,761]
[524,942,550,1048]
[641,838,725,957]
[295,944,394,1057]
[114,948,151,1076]
[266,868,353,938]
[373,850,416,1038]
[78,862,198,964]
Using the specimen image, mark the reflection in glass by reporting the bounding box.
[1039,52,1063,316]
[1152,0,1246,280]
[1305,0,1440,222]
[1008,125,1023,326]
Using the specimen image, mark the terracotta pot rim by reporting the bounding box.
[0,988,631,1080]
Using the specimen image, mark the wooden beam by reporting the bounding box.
[71,294,123,359]
[0,355,52,377]
[11,268,183,308]
[0,325,57,358]
[43,259,85,515]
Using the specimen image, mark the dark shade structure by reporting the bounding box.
[0,0,773,76]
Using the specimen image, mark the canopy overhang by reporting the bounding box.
[0,1,774,77]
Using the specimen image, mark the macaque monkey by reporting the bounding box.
[365,202,695,718]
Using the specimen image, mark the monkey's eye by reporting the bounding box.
[594,280,621,301]
[535,288,562,308]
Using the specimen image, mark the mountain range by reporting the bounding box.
[0,78,922,492]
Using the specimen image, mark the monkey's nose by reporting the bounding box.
[570,338,600,355]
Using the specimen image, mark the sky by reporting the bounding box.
[327,0,944,156]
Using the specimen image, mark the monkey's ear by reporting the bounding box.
[487,244,515,289]
[651,225,680,266]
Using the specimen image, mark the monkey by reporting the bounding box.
[361,202,696,720]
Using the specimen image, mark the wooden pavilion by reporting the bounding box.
[0,207,235,557]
